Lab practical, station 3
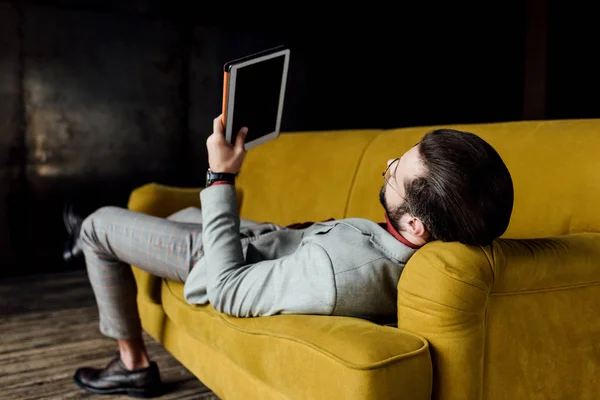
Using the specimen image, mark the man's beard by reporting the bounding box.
[379,184,408,234]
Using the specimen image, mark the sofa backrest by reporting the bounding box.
[240,119,600,236]
[236,128,381,225]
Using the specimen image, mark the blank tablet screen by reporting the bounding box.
[230,54,286,143]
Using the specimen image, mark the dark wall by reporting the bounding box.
[0,1,596,278]
[0,4,21,272]
[546,2,600,118]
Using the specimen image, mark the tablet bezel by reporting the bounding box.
[223,47,290,150]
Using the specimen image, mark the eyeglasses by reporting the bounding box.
[382,158,402,196]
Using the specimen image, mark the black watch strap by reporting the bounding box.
[206,169,237,186]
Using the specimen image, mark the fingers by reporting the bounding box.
[235,127,248,151]
[210,115,247,152]
[213,115,224,136]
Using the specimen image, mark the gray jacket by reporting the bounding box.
[183,184,417,321]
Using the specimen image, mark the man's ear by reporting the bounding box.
[407,216,428,238]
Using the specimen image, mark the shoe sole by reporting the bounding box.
[73,374,162,398]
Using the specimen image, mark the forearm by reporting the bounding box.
[199,184,246,302]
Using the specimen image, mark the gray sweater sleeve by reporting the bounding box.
[199,184,335,317]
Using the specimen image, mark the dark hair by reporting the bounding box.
[402,128,514,246]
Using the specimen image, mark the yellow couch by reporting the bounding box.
[127,119,600,400]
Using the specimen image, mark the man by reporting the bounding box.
[73,115,514,397]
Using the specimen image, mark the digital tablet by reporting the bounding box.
[221,45,290,150]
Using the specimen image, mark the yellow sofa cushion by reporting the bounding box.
[236,129,381,225]
[161,279,432,400]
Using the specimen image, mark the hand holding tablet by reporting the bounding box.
[221,46,291,150]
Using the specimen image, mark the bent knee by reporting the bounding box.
[80,206,123,248]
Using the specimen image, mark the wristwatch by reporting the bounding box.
[205,168,237,187]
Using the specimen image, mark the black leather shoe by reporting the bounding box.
[73,355,163,398]
[62,203,84,262]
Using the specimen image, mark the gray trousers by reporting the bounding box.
[80,206,206,339]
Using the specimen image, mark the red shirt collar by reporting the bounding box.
[383,213,422,249]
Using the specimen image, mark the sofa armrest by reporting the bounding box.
[127,182,204,218]
[396,241,493,400]
[397,233,600,400]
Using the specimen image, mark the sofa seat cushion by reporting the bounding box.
[161,279,432,399]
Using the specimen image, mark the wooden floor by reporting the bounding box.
[0,269,219,399]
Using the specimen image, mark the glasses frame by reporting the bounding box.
[382,158,402,197]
